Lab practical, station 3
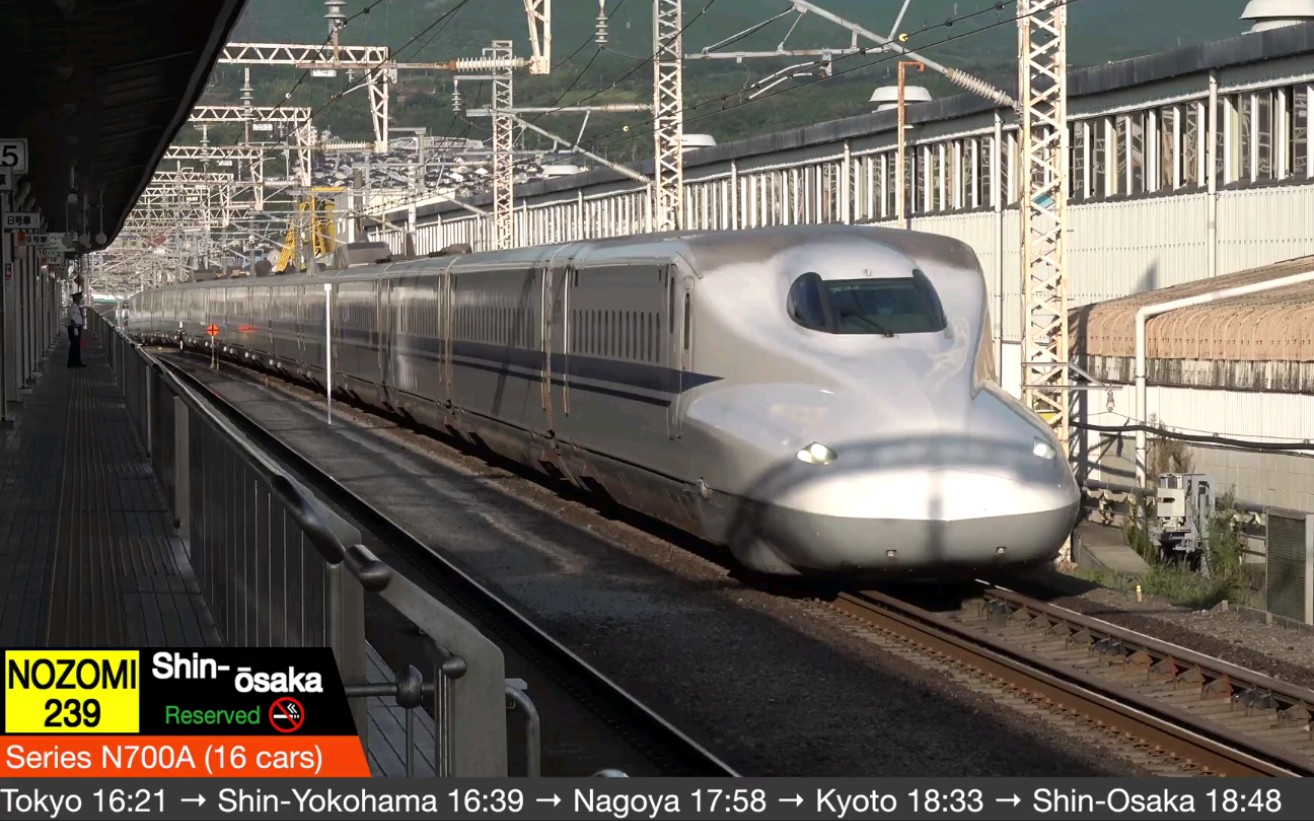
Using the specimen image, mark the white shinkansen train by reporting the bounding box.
[128,224,1080,579]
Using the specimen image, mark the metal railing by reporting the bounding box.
[1082,478,1269,555]
[1081,480,1314,629]
[91,309,528,777]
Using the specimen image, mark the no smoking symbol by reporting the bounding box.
[269,697,305,733]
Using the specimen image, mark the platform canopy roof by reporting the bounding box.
[0,0,248,246]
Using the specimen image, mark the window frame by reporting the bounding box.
[785,269,948,336]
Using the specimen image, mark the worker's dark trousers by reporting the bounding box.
[67,326,84,367]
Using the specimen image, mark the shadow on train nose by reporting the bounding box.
[722,433,1077,582]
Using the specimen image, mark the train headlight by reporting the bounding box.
[797,442,837,465]
[1032,437,1057,460]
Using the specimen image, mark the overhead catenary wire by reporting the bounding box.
[304,0,475,126]
[353,0,1081,216]
[526,0,723,122]
[1074,420,1314,452]
[525,0,632,128]
[332,0,716,215]
[251,0,396,128]
[582,0,1089,155]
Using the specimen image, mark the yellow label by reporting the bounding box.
[4,651,141,733]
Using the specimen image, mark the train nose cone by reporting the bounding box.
[730,435,1079,576]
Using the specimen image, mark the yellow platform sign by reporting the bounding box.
[4,650,141,733]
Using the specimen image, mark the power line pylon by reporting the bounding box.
[524,0,553,74]
[652,0,684,233]
[1018,0,1071,553]
[490,40,516,250]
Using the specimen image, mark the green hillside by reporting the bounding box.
[204,0,1252,153]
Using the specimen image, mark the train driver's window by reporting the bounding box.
[787,269,947,336]
[786,272,829,331]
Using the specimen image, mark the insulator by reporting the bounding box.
[595,7,609,45]
[945,69,1013,109]
[452,57,523,71]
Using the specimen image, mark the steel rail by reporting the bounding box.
[153,353,739,778]
[835,589,1314,778]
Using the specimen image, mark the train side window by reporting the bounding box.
[682,293,692,352]
[668,274,676,336]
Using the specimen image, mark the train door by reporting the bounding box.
[259,285,272,354]
[296,284,307,359]
[668,269,694,440]
[375,276,390,392]
[441,268,454,406]
[543,258,572,437]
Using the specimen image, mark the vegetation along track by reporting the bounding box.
[154,353,737,778]
[832,587,1314,777]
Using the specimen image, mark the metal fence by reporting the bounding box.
[1265,510,1314,625]
[92,310,524,777]
[1078,478,1314,624]
[1082,478,1271,559]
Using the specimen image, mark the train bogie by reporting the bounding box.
[126,225,1080,581]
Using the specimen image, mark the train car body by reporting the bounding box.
[128,224,1080,579]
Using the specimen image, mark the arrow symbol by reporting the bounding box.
[996,795,1020,807]
[536,795,561,807]
[779,795,803,807]
[181,796,206,807]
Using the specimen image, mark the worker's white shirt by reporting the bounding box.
[66,303,84,328]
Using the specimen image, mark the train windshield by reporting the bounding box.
[787,270,947,336]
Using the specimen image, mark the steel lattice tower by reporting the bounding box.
[652,0,684,232]
[490,40,516,250]
[1018,0,1070,456]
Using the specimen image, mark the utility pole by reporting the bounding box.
[1018,0,1071,555]
[652,0,684,232]
[896,61,923,229]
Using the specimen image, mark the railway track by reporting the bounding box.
[150,342,1314,779]
[831,587,1314,777]
[153,352,737,778]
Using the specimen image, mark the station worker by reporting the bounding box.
[66,291,86,368]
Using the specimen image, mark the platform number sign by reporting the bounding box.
[0,138,29,175]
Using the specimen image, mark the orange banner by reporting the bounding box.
[2,735,369,777]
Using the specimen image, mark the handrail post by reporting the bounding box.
[323,282,333,425]
[326,561,367,736]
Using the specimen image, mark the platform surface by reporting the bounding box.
[0,328,438,775]
[0,330,223,647]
